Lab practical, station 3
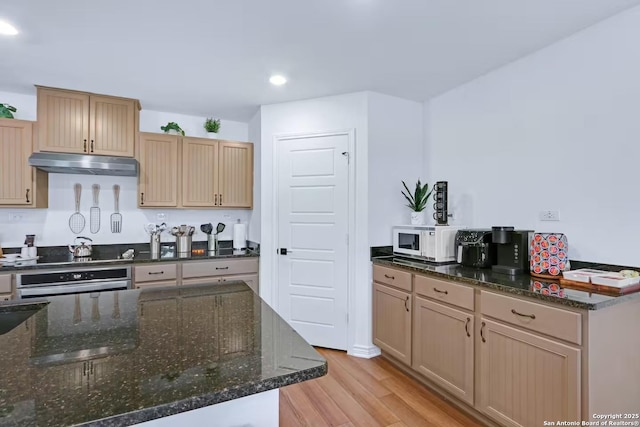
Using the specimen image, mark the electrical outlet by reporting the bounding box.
[539,210,560,221]
[8,213,23,222]
[157,213,167,222]
[223,214,231,219]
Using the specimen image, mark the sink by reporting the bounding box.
[0,303,46,335]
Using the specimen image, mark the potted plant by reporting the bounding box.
[402,179,433,225]
[160,122,185,136]
[204,117,221,138]
[0,103,17,119]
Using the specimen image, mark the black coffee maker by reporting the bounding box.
[455,229,496,268]
[491,226,534,275]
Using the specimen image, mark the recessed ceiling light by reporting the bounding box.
[0,20,18,36]
[269,75,287,86]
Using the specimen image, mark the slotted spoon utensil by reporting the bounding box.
[69,183,86,234]
[111,185,122,233]
[90,184,101,234]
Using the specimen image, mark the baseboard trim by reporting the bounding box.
[347,344,382,359]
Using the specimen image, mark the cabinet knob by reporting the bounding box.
[25,189,30,203]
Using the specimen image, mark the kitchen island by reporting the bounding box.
[0,282,326,426]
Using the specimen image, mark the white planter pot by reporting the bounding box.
[410,211,425,225]
[207,132,219,139]
[167,129,182,136]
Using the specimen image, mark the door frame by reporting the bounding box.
[271,129,356,350]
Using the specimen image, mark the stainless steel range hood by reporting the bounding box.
[28,152,138,176]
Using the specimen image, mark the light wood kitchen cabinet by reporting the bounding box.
[137,132,179,207]
[413,296,474,405]
[478,319,580,427]
[372,282,412,366]
[36,86,139,157]
[0,119,48,207]
[182,137,219,207]
[218,141,253,208]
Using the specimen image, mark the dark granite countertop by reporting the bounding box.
[0,282,326,426]
[0,248,259,272]
[373,256,640,310]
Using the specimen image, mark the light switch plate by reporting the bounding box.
[539,210,560,221]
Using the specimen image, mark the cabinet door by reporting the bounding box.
[89,95,136,157]
[219,273,259,294]
[182,137,218,207]
[373,282,412,366]
[0,119,33,205]
[137,132,179,207]
[37,87,90,153]
[413,296,474,405]
[218,141,253,208]
[479,319,581,427]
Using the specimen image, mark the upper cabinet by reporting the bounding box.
[138,132,179,207]
[138,134,253,209]
[0,119,48,208]
[36,86,140,157]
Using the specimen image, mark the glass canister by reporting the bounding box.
[530,233,569,277]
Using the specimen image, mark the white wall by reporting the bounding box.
[0,90,253,248]
[247,110,261,243]
[367,92,424,246]
[427,5,640,265]
[259,92,373,356]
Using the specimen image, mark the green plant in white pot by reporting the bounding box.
[402,180,433,225]
[0,103,17,119]
[204,117,221,138]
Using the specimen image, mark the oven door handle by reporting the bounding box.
[19,281,130,298]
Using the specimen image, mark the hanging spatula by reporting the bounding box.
[90,184,101,234]
[110,185,122,233]
[69,183,86,234]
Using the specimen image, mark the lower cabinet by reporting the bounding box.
[372,282,412,366]
[478,319,581,427]
[413,296,474,405]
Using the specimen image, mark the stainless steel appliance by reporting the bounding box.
[455,229,496,268]
[28,152,138,176]
[491,226,535,275]
[16,266,131,299]
[68,236,93,258]
[393,225,463,263]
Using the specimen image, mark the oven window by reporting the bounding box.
[398,233,420,250]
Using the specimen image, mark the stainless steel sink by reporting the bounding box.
[0,303,46,335]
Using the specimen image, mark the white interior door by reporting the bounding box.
[277,133,349,350]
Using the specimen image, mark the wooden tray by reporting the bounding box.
[559,278,640,296]
[530,271,563,280]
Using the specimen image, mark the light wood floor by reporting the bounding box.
[280,348,484,427]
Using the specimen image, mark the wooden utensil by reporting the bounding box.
[69,183,86,234]
[111,185,122,233]
[90,184,101,234]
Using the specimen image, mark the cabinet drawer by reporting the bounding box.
[0,275,11,294]
[135,281,178,290]
[414,274,474,311]
[134,264,177,283]
[481,291,581,345]
[182,258,258,279]
[372,265,412,292]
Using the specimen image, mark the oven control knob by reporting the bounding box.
[73,273,82,280]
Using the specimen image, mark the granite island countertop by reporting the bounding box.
[0,282,326,426]
[373,256,640,310]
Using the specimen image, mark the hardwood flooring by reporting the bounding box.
[280,348,484,427]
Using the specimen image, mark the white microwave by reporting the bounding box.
[392,225,463,263]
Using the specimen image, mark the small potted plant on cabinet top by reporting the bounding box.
[402,179,433,225]
[204,117,221,138]
[160,122,185,136]
[0,103,17,119]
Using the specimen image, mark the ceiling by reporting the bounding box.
[1,0,639,121]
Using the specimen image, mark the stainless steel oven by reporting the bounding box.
[16,266,131,299]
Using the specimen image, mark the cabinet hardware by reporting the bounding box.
[140,193,144,205]
[148,271,164,275]
[214,194,218,205]
[25,189,30,203]
[90,140,94,153]
[384,274,395,280]
[220,194,223,204]
[83,361,88,376]
[465,317,471,337]
[90,361,94,375]
[511,309,536,320]
[404,296,409,312]
[433,287,448,295]
[83,139,87,152]
[480,321,486,343]
[215,267,229,270]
